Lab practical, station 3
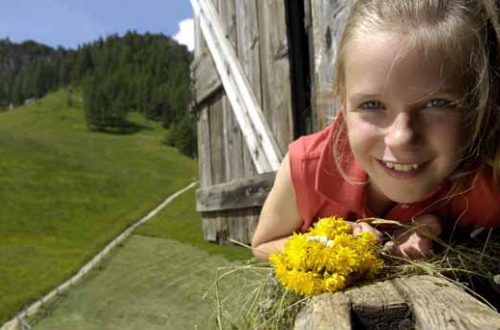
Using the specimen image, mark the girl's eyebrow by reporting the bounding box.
[348,93,383,103]
[413,88,462,103]
[348,87,460,103]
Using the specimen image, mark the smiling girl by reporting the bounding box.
[252,0,500,260]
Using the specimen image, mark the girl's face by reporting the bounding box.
[343,32,466,208]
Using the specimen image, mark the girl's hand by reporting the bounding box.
[351,222,383,244]
[388,214,442,259]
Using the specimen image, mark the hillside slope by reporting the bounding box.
[0,90,198,323]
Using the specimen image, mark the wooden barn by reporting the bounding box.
[190,1,500,327]
[191,0,351,244]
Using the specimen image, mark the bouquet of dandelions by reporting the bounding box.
[269,216,384,296]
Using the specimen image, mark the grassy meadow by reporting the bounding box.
[0,89,199,323]
[31,188,252,329]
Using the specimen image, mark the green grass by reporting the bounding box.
[135,188,252,261]
[27,187,253,330]
[30,235,249,330]
[0,90,198,324]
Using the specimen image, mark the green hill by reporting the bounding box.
[0,89,198,324]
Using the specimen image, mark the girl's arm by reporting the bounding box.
[251,153,303,261]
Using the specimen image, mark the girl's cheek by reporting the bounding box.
[423,114,465,148]
[347,119,381,147]
[424,113,462,134]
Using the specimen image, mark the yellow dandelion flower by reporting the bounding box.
[309,217,351,239]
[271,217,384,296]
[323,273,347,292]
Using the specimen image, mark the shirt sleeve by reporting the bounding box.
[451,166,500,229]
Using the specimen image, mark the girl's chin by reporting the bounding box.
[380,184,439,204]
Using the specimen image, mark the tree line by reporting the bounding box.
[0,33,196,157]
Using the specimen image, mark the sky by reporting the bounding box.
[0,0,194,51]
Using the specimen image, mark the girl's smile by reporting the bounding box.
[376,159,426,179]
[343,32,466,209]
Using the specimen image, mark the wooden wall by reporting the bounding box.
[308,0,351,130]
[192,0,293,244]
[193,0,353,244]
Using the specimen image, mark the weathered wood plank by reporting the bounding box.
[192,52,222,105]
[209,93,226,185]
[309,0,351,130]
[295,292,352,330]
[197,105,212,188]
[196,172,275,212]
[346,280,413,329]
[227,209,248,244]
[218,0,237,47]
[235,0,260,178]
[194,14,203,58]
[222,97,248,182]
[245,207,261,244]
[202,211,228,243]
[392,275,500,330]
[202,215,216,242]
[257,0,294,156]
[218,0,244,182]
[294,276,500,329]
[191,0,282,173]
[216,211,230,244]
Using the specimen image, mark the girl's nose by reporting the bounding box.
[384,112,417,147]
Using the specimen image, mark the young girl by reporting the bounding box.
[252,0,500,261]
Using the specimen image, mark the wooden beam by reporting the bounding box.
[295,293,352,330]
[191,0,283,173]
[294,276,500,329]
[392,275,500,329]
[196,172,275,212]
[191,51,222,104]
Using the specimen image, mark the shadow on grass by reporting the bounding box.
[88,118,153,135]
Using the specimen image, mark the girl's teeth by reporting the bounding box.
[383,162,420,172]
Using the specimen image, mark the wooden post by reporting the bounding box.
[294,276,500,329]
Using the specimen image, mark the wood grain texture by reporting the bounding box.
[346,280,413,330]
[309,0,351,130]
[209,93,226,185]
[197,106,212,188]
[295,292,352,330]
[294,276,500,329]
[392,275,500,330]
[235,0,261,177]
[222,96,245,181]
[245,207,261,244]
[192,0,282,173]
[192,52,222,105]
[196,172,275,212]
[257,0,294,156]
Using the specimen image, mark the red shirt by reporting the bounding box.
[289,114,500,234]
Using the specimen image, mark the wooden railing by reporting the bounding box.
[294,275,500,329]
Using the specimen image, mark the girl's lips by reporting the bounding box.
[376,159,427,179]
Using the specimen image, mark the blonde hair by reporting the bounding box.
[332,0,500,187]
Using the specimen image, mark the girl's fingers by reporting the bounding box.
[353,222,383,243]
[391,235,436,259]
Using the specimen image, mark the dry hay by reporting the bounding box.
[212,227,500,329]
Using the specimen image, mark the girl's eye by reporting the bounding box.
[423,98,451,109]
[359,100,384,110]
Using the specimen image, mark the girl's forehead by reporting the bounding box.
[344,32,462,97]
